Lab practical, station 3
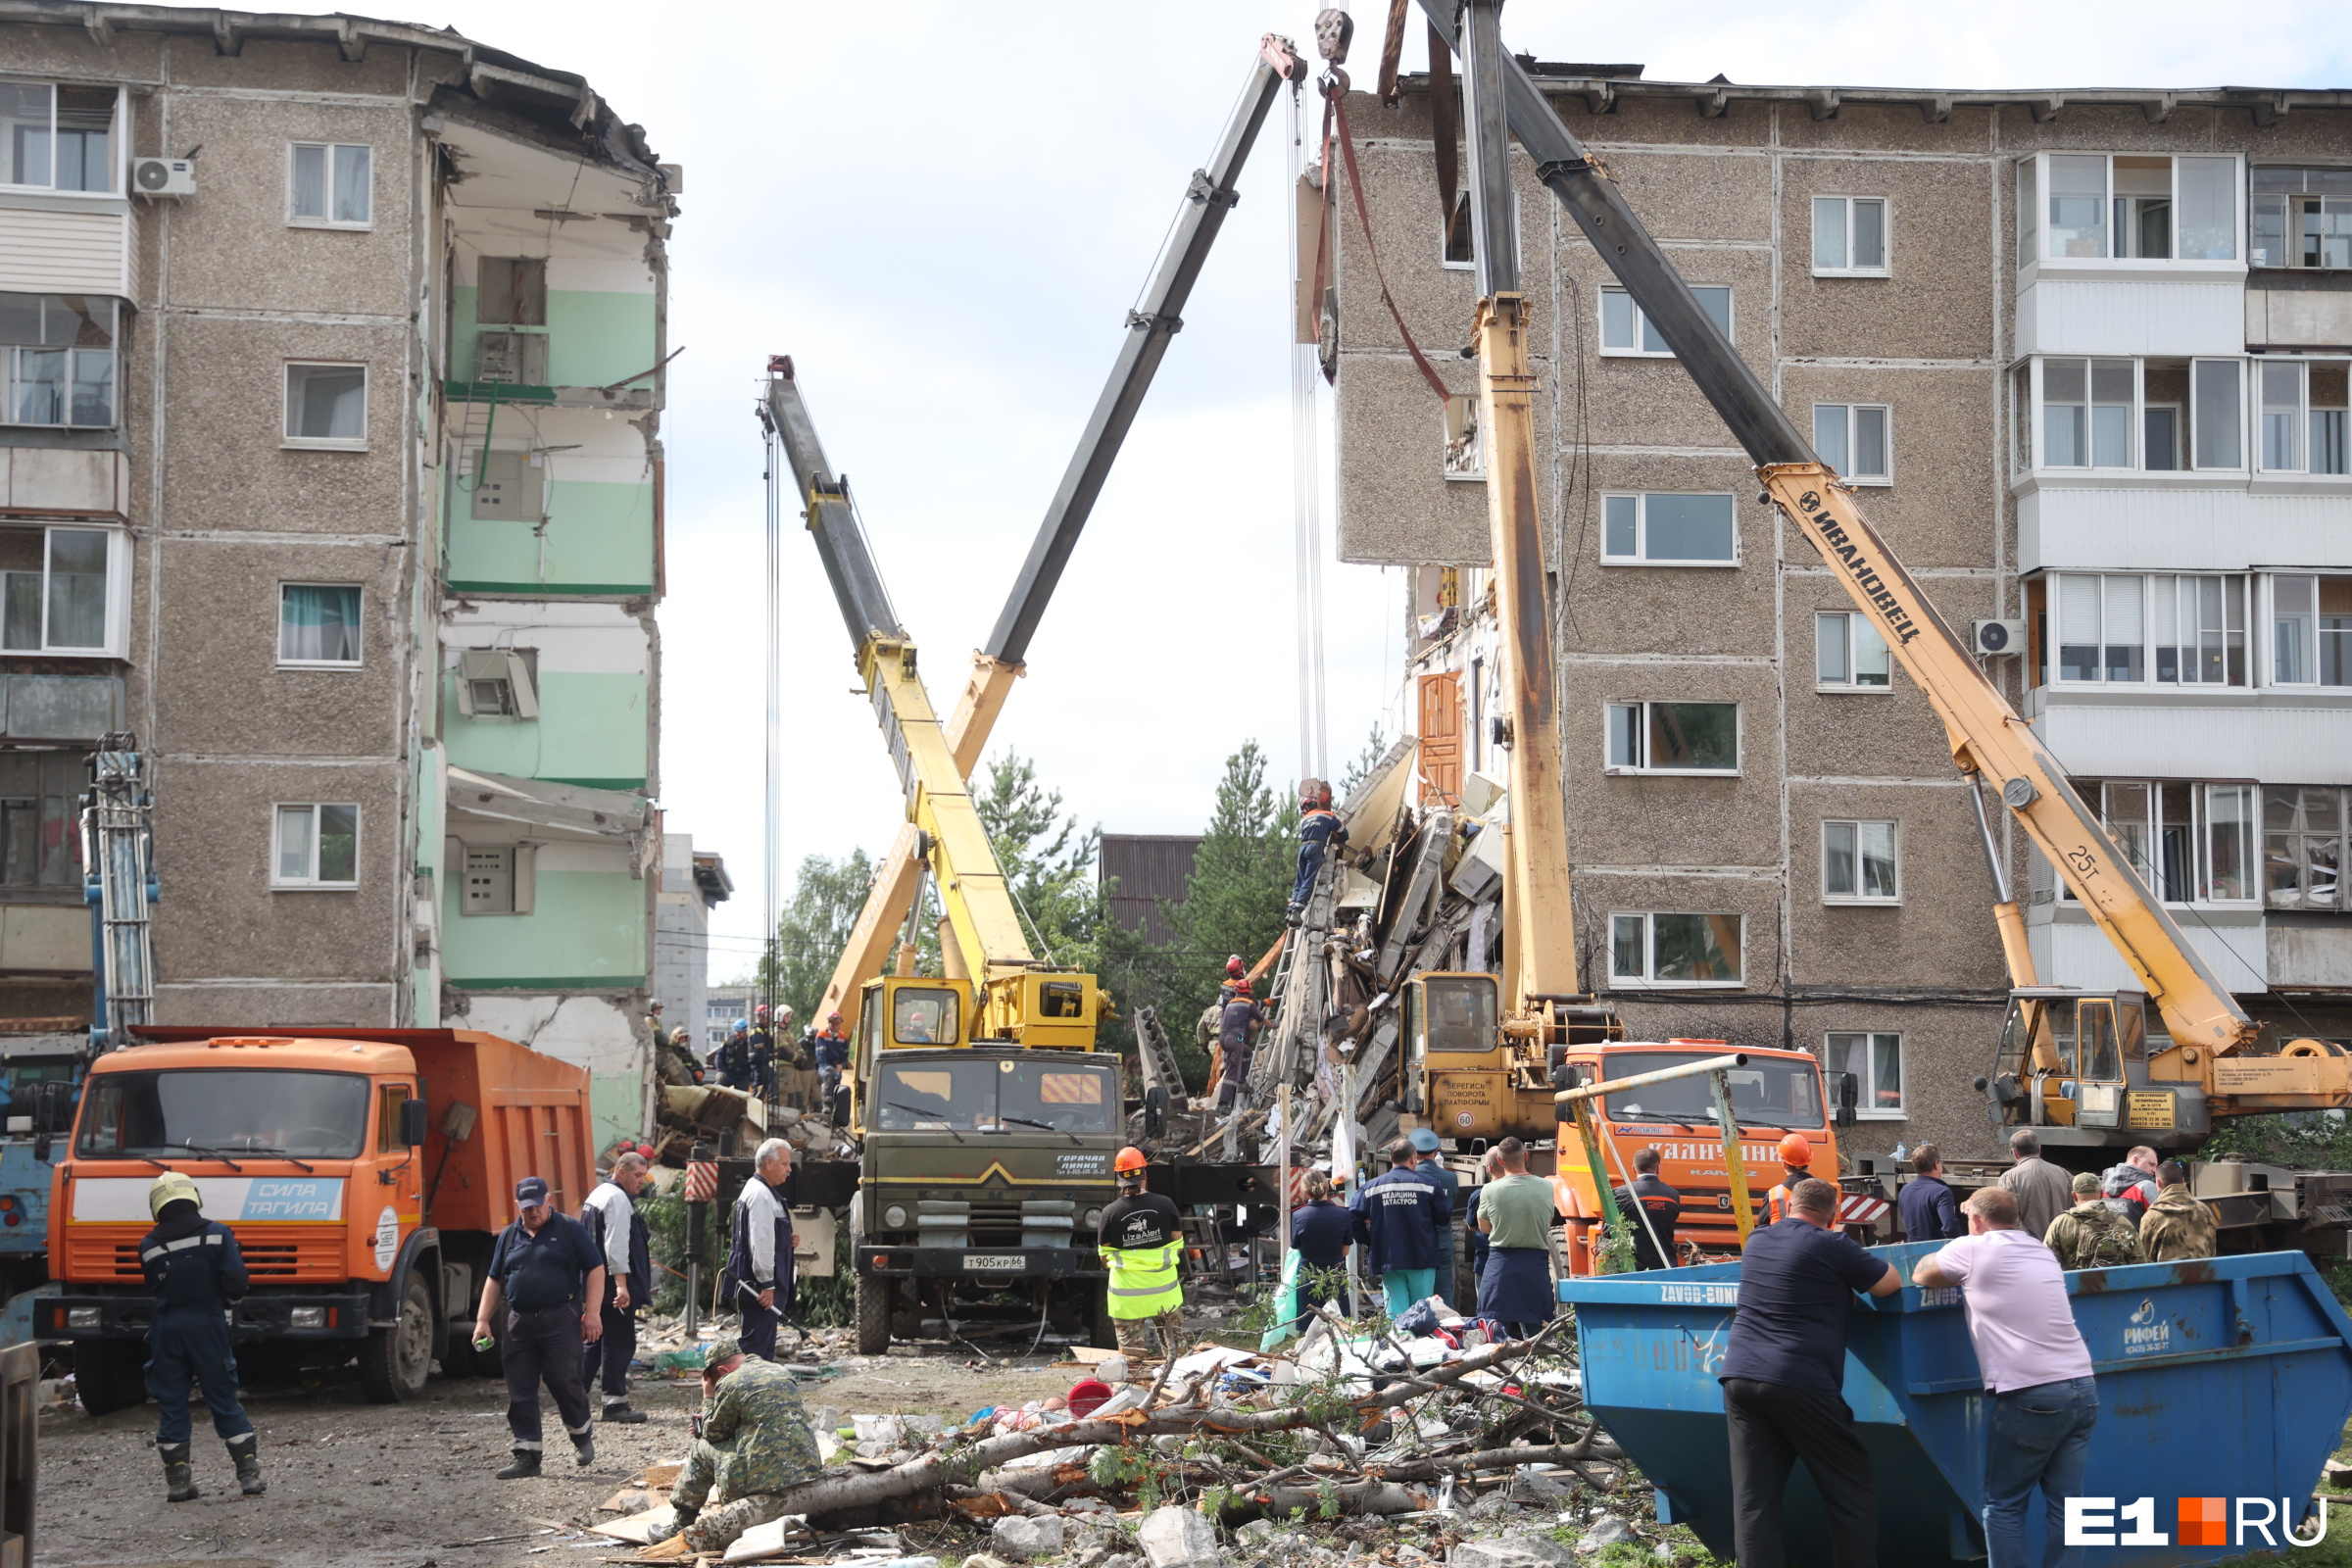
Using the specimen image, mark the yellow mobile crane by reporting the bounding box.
[1409,3,2342,1164]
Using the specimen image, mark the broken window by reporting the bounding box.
[1608,912,1742,988]
[475,258,548,327]
[1822,820,1899,902]
[1,293,117,429]
[278,584,361,666]
[1442,394,1483,480]
[1605,701,1738,774]
[289,142,371,227]
[1810,196,1887,275]
[273,803,359,889]
[2265,785,2347,910]
[2250,167,2352,270]
[2067,779,2255,905]
[0,525,118,654]
[1825,1032,1903,1115]
[2026,153,2238,264]
[1600,492,1736,564]
[0,82,119,193]
[1812,404,1890,481]
[1598,285,1731,357]
[2052,571,2247,686]
[284,363,367,447]
[1442,191,1474,269]
[1816,612,1890,691]
[0,751,84,889]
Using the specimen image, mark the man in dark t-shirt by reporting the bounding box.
[1723,1176,1902,1568]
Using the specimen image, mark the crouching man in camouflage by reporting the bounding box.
[648,1336,823,1554]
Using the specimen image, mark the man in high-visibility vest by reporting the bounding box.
[1765,1134,1818,1227]
[1098,1146,1184,1370]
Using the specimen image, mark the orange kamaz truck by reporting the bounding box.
[38,1027,591,1411]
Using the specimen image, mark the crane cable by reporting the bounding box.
[1287,78,1330,785]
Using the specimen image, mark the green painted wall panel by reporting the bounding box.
[442,671,649,788]
[591,1073,641,1152]
[441,867,646,985]
[453,284,655,391]
[446,478,655,595]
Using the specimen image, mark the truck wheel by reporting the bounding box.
[73,1339,148,1415]
[855,1272,893,1356]
[358,1274,436,1403]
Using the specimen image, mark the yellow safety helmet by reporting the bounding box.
[148,1170,201,1218]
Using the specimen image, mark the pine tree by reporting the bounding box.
[758,850,877,1020]
[972,751,1107,978]
[1154,741,1294,1083]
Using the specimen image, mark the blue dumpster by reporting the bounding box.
[1559,1243,2352,1566]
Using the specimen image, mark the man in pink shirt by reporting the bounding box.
[1913,1187,2097,1568]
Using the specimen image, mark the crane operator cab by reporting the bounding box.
[1401,971,1621,1141]
[1983,987,2208,1147]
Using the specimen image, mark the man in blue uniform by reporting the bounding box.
[1285,781,1348,928]
[1349,1138,1449,1318]
[475,1175,605,1478]
[725,1138,795,1360]
[811,1010,851,1122]
[581,1151,654,1424]
[1214,985,1265,1113]
[1409,1127,1461,1305]
[140,1171,264,1500]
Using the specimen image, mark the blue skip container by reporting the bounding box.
[1558,1242,2352,1566]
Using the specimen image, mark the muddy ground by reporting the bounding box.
[34,1335,1081,1568]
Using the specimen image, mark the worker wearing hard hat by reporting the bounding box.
[1284,780,1348,928]
[1098,1147,1184,1370]
[140,1172,265,1501]
[811,1010,851,1123]
[1764,1134,1817,1226]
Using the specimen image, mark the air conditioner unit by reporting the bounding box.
[1972,618,2028,657]
[455,650,538,719]
[130,157,195,198]
[473,330,548,386]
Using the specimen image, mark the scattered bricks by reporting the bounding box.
[993,1513,1068,1562]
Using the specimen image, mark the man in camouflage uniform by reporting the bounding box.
[647,1336,824,1554]
[2138,1159,2218,1262]
[2043,1171,2146,1270]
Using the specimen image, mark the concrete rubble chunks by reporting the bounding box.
[1137,1504,1227,1568]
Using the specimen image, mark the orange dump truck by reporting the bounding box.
[40,1027,591,1412]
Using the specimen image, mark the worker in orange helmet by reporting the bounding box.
[1096,1147,1183,1374]
[1764,1134,1817,1227]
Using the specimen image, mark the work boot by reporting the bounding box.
[646,1509,697,1546]
[496,1447,542,1480]
[602,1401,647,1425]
[227,1432,266,1495]
[161,1443,198,1502]
[571,1432,596,1467]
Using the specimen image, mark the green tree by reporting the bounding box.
[972,751,1108,977]
[1153,741,1294,1084]
[758,849,877,1020]
[1336,724,1391,799]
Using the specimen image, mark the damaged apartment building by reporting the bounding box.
[1328,63,2352,1157]
[0,4,675,1147]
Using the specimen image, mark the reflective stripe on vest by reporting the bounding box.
[1767,1184,1791,1225]
[1104,1240,1182,1317]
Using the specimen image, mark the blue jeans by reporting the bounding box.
[1381,1267,1437,1318]
[1984,1376,2098,1568]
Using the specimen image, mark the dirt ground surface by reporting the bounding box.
[34,1339,1082,1568]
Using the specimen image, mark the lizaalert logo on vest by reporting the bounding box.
[2066,1496,2327,1549]
[71,1176,344,1223]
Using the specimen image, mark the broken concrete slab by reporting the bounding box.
[1448,1534,1576,1568]
[1139,1503,1226,1568]
[991,1513,1067,1561]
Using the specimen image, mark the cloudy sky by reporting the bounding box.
[429,0,2352,986]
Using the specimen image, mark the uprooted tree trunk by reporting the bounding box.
[1210,1480,1425,1524]
[763,1322,1572,1522]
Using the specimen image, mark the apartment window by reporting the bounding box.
[2192,359,2243,468]
[0,82,119,193]
[288,143,371,227]
[2250,361,2350,475]
[284,363,367,448]
[2041,359,2135,468]
[1,294,116,429]
[1605,701,1739,774]
[2265,785,2347,910]
[0,526,117,654]
[1813,404,1890,482]
[2271,575,2352,686]
[2250,168,2352,270]
[2021,357,2241,473]
[2051,571,2246,686]
[1609,912,1742,988]
[273,804,359,889]
[1600,493,1737,564]
[1825,1032,1903,1115]
[460,844,534,916]
[2072,779,2256,905]
[1823,820,1899,902]
[1599,285,1732,357]
[1816,612,1890,691]
[0,752,84,889]
[2028,152,2238,264]
[1811,197,1888,275]
[278,584,362,666]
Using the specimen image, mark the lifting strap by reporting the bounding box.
[1322,70,1452,403]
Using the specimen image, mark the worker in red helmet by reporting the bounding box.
[1765,1133,1816,1226]
[1285,780,1348,929]
[1097,1147,1183,1372]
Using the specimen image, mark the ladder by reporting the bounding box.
[82,735,156,1052]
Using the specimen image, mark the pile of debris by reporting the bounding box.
[591,1300,1689,1566]
[644,1086,857,1170]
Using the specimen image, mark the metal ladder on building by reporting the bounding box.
[82,734,156,1052]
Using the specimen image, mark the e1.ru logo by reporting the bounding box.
[2065,1497,2328,1547]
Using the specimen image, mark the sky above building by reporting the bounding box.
[426,0,2352,987]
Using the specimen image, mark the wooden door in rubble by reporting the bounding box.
[1418,671,1462,806]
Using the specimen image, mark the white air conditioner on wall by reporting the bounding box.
[1972,618,2028,657]
[130,157,195,197]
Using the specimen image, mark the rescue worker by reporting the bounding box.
[1463,1148,1505,1288]
[645,1336,825,1554]
[1098,1146,1184,1367]
[1898,1142,1964,1242]
[1290,1170,1354,1325]
[475,1175,604,1478]
[1409,1127,1461,1304]
[1609,1146,1685,1271]
[724,1138,796,1360]
[811,1009,852,1122]
[1477,1138,1560,1335]
[716,1021,754,1091]
[745,1006,777,1100]
[1350,1138,1450,1317]
[2044,1170,2146,1270]
[1999,1127,2076,1242]
[1764,1134,1817,1226]
[1285,780,1348,927]
[1214,983,1266,1113]
[658,1022,705,1087]
[581,1151,654,1424]
[1217,954,1250,1004]
[2102,1145,2161,1224]
[2138,1159,2218,1262]
[140,1171,264,1500]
